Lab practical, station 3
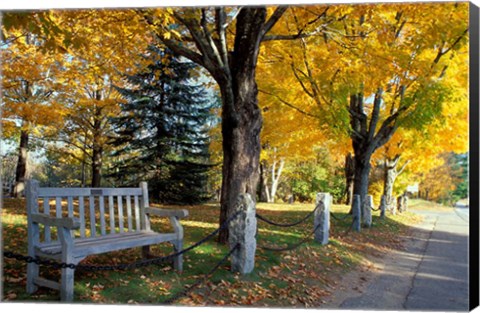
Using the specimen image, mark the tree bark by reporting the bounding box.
[218,90,262,242]
[13,129,29,198]
[382,154,410,210]
[91,92,103,187]
[352,150,372,206]
[383,156,399,210]
[348,88,400,212]
[91,144,103,187]
[344,153,355,205]
[269,157,285,203]
[257,160,269,202]
[217,31,264,242]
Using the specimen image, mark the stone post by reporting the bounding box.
[362,195,373,228]
[397,194,408,213]
[229,193,256,275]
[397,195,405,213]
[391,197,397,215]
[380,195,387,219]
[314,193,331,245]
[352,194,361,232]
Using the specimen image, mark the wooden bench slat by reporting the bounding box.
[43,197,51,242]
[108,195,115,234]
[134,195,140,231]
[33,277,60,291]
[36,231,177,257]
[67,197,74,217]
[79,196,86,238]
[117,196,124,233]
[89,195,96,237]
[126,195,133,232]
[99,196,106,236]
[55,197,62,218]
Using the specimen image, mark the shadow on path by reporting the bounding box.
[325,208,469,311]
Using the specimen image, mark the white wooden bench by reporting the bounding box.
[25,179,188,302]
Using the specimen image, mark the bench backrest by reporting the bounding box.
[26,180,150,244]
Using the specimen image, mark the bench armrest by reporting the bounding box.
[145,207,189,219]
[30,213,81,230]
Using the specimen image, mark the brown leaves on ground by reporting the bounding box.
[2,198,421,306]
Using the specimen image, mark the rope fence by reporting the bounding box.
[257,222,323,252]
[255,203,321,227]
[4,192,373,303]
[330,211,351,221]
[343,215,359,235]
[163,243,240,304]
[255,197,328,251]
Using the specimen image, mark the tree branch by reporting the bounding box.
[260,6,288,41]
[397,159,411,176]
[368,88,383,141]
[259,89,320,119]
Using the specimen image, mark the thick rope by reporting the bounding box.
[256,222,323,252]
[255,203,321,227]
[162,243,239,304]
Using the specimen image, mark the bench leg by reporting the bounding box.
[26,262,39,294]
[142,245,151,259]
[60,267,75,302]
[172,240,183,272]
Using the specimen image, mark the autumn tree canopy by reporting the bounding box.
[257,2,469,209]
[1,2,469,224]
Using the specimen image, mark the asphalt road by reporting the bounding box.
[337,206,470,311]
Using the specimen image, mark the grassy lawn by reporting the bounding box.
[2,198,422,306]
[408,198,456,212]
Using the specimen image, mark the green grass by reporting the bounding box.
[2,198,422,306]
[408,198,455,212]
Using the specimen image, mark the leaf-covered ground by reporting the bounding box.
[2,198,423,306]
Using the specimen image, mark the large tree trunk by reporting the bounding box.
[382,154,409,211]
[258,160,269,202]
[216,9,270,244]
[91,144,103,187]
[383,156,398,210]
[348,88,399,214]
[91,92,103,188]
[217,91,262,243]
[344,153,355,205]
[269,157,284,203]
[217,61,263,243]
[13,129,29,198]
[352,151,372,205]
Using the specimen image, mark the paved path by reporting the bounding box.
[329,207,469,311]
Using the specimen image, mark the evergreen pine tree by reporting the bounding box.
[110,45,216,204]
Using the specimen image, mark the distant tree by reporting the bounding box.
[111,45,216,204]
[418,153,466,205]
[451,153,468,203]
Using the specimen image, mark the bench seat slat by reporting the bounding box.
[35,231,178,258]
